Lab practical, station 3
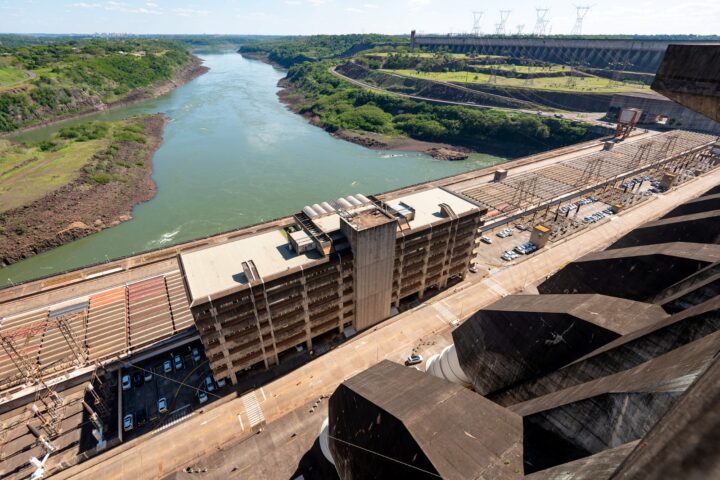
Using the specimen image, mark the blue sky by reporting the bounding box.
[0,0,717,35]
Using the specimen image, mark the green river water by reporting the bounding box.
[1,53,505,287]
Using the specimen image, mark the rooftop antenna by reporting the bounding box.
[534,8,551,36]
[571,5,592,35]
[472,11,484,36]
[495,10,511,36]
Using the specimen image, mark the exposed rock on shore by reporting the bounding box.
[0,115,167,266]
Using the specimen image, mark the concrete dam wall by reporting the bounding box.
[411,35,676,74]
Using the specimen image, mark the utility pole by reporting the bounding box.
[534,8,551,36]
[495,10,511,36]
[472,11,484,36]
[571,5,592,36]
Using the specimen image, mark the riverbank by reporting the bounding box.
[0,114,167,266]
[1,55,208,138]
[276,76,471,160]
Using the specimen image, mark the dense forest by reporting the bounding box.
[0,39,197,132]
[284,61,589,154]
[238,34,409,68]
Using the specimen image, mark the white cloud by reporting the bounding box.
[345,7,364,13]
[145,1,158,7]
[284,0,301,4]
[70,1,160,14]
[363,3,378,8]
[172,7,209,17]
[71,2,102,8]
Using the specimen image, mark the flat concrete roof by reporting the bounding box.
[180,229,322,302]
[389,187,479,229]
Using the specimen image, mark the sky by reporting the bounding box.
[0,0,718,36]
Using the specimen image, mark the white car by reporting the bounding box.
[121,374,131,391]
[469,265,479,274]
[205,376,215,392]
[163,360,172,373]
[480,236,492,244]
[216,378,227,388]
[405,354,423,366]
[158,397,168,414]
[123,414,133,432]
[198,391,208,404]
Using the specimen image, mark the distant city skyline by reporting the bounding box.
[1,0,718,36]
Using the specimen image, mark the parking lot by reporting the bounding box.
[471,172,674,271]
[119,341,229,440]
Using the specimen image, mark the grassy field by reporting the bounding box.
[484,64,569,73]
[0,118,150,212]
[0,65,29,90]
[368,52,504,60]
[0,137,107,212]
[385,69,650,94]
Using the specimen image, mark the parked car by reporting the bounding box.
[469,264,479,274]
[144,368,153,382]
[123,414,133,432]
[163,360,172,373]
[205,375,215,392]
[198,391,208,404]
[515,224,527,231]
[480,235,492,244]
[158,397,168,414]
[132,372,143,388]
[174,355,184,371]
[216,378,227,388]
[405,354,423,366]
[121,374,131,391]
[191,347,201,364]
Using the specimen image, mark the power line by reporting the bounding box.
[328,434,444,478]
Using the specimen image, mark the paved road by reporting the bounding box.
[56,165,720,480]
[329,66,610,126]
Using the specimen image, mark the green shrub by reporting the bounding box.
[58,121,109,141]
[89,172,111,184]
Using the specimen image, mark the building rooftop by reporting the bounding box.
[333,360,524,479]
[180,229,322,303]
[342,207,395,231]
[388,187,479,229]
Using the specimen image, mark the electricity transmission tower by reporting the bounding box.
[472,11,484,36]
[571,5,592,35]
[534,8,551,36]
[495,10,511,36]
[516,24,525,35]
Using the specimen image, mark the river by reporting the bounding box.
[1,53,505,287]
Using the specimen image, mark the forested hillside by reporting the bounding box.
[238,34,408,68]
[283,61,590,155]
[0,39,202,132]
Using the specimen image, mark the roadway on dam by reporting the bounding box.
[2,53,504,287]
[54,162,720,480]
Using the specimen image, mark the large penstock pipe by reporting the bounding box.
[425,344,472,387]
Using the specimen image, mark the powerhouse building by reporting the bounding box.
[180,188,485,384]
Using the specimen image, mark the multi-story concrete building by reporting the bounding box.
[180,188,485,384]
